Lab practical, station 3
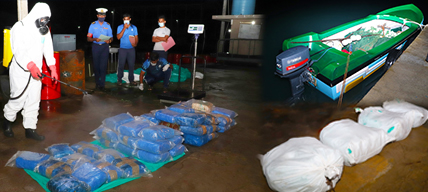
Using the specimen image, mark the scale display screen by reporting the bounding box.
[188,24,204,34]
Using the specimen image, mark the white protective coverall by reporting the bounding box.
[3,3,55,129]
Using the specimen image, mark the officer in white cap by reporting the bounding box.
[87,8,113,91]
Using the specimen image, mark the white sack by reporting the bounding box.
[259,137,344,192]
[358,106,414,141]
[320,119,393,166]
[383,99,428,128]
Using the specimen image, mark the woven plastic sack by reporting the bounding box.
[154,109,180,124]
[102,113,134,131]
[183,132,218,147]
[167,103,195,114]
[112,157,152,178]
[35,159,73,178]
[46,143,76,158]
[47,173,90,192]
[183,99,215,113]
[117,120,155,137]
[91,126,119,143]
[168,135,184,145]
[180,125,215,136]
[383,99,428,127]
[133,149,173,164]
[114,143,135,157]
[93,160,125,183]
[60,153,96,168]
[5,151,50,170]
[357,106,414,141]
[119,135,175,154]
[169,144,187,157]
[97,138,119,149]
[72,162,108,191]
[175,113,206,127]
[212,114,233,127]
[140,113,160,125]
[259,137,344,192]
[94,149,125,164]
[137,125,181,141]
[320,119,393,166]
[71,141,103,158]
[212,107,238,118]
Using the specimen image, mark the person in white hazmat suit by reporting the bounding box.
[2,2,58,141]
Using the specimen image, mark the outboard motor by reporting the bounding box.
[275,46,311,98]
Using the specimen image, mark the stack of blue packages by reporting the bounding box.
[114,143,135,157]
[112,157,151,178]
[102,113,134,131]
[72,162,108,191]
[167,103,195,114]
[137,125,178,141]
[35,159,73,178]
[175,113,206,127]
[93,126,119,143]
[71,141,103,158]
[60,153,96,168]
[94,149,125,164]
[212,107,238,119]
[183,132,219,147]
[117,120,154,137]
[140,113,160,125]
[6,151,51,170]
[46,143,76,158]
[154,109,180,124]
[119,135,175,154]
[92,160,125,183]
[180,125,217,136]
[47,173,90,192]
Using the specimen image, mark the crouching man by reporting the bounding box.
[139,52,172,93]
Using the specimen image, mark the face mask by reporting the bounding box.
[98,17,105,22]
[158,22,164,27]
[124,20,130,25]
[150,62,157,66]
[35,16,50,35]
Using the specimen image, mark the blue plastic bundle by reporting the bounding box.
[72,162,108,191]
[217,124,232,133]
[154,109,180,124]
[168,135,184,145]
[175,113,206,127]
[180,125,213,136]
[119,135,175,154]
[137,125,177,141]
[94,127,119,143]
[98,138,119,149]
[212,107,238,118]
[133,149,172,164]
[102,113,134,131]
[36,159,73,178]
[169,144,186,157]
[93,160,125,183]
[117,120,153,137]
[46,143,76,158]
[71,141,103,158]
[183,133,218,147]
[112,157,151,178]
[167,103,195,114]
[212,114,233,126]
[203,113,217,125]
[10,151,50,170]
[114,143,135,157]
[60,153,96,167]
[94,149,125,164]
[140,113,160,124]
[47,173,90,192]
[183,99,215,113]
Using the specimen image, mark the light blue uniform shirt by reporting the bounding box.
[87,21,113,45]
[117,24,138,49]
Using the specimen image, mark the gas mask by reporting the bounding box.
[35,16,50,35]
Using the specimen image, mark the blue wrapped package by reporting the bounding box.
[93,160,125,183]
[175,113,206,127]
[133,149,172,164]
[117,120,154,137]
[169,144,187,157]
[212,107,238,118]
[7,151,51,170]
[71,141,103,158]
[60,153,96,168]
[202,113,217,125]
[119,135,175,154]
[94,149,125,164]
[72,162,108,191]
[168,135,184,145]
[102,113,134,131]
[46,143,75,158]
[167,103,195,114]
[181,124,218,136]
[35,159,73,178]
[94,127,119,143]
[140,113,160,125]
[212,114,233,126]
[98,138,119,149]
[114,143,135,157]
[112,157,151,178]
[217,124,232,133]
[47,173,90,192]
[183,99,215,113]
[137,125,177,141]
[183,133,218,147]
[154,109,180,124]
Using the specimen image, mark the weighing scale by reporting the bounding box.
[158,24,207,104]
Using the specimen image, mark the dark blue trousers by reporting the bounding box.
[92,43,109,87]
[117,48,136,82]
[153,50,168,61]
[144,68,172,88]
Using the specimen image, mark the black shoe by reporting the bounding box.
[117,82,122,86]
[25,129,45,141]
[3,118,13,137]
[130,82,137,86]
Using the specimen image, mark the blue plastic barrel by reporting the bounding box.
[232,0,256,15]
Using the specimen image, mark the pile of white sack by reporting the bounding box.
[259,99,428,192]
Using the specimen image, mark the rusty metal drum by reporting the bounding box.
[58,49,85,95]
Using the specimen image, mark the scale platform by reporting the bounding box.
[158,89,206,104]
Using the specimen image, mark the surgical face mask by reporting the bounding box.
[150,61,157,66]
[35,16,50,35]
[98,17,105,22]
[158,22,164,27]
[124,20,130,25]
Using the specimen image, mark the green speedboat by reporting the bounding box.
[275,4,424,100]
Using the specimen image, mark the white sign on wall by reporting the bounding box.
[238,24,261,39]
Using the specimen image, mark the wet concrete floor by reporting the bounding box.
[0,63,428,191]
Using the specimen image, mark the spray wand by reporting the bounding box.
[40,73,88,95]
